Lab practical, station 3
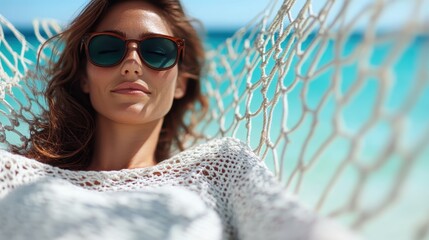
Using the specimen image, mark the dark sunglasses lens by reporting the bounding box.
[139,38,178,69]
[88,35,125,66]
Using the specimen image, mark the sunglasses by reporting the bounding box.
[82,32,185,70]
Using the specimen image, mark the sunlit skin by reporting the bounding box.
[81,1,187,170]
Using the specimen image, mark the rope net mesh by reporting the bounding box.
[1,0,428,239]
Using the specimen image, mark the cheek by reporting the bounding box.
[84,64,113,90]
[150,68,179,94]
[86,64,103,82]
[146,69,179,117]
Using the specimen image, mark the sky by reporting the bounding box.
[1,0,428,32]
[1,0,272,31]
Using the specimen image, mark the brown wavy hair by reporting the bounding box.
[19,0,207,170]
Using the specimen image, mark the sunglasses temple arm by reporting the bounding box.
[181,45,185,62]
[80,35,89,54]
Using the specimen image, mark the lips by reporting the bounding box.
[111,82,151,95]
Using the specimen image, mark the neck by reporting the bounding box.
[87,115,163,171]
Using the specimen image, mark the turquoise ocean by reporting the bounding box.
[1,25,429,240]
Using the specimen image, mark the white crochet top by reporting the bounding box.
[0,137,355,240]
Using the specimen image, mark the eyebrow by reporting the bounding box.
[100,29,168,38]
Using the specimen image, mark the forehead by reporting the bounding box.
[94,1,173,37]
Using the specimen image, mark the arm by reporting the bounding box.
[223,139,358,240]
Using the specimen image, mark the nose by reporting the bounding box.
[121,42,143,76]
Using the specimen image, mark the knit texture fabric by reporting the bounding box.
[0,137,354,240]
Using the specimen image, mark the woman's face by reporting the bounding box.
[82,1,186,125]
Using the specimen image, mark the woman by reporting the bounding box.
[0,0,357,239]
[21,0,207,170]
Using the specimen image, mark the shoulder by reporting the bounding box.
[198,137,254,155]
[0,149,30,169]
[0,150,50,197]
[176,137,262,169]
[0,149,47,171]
